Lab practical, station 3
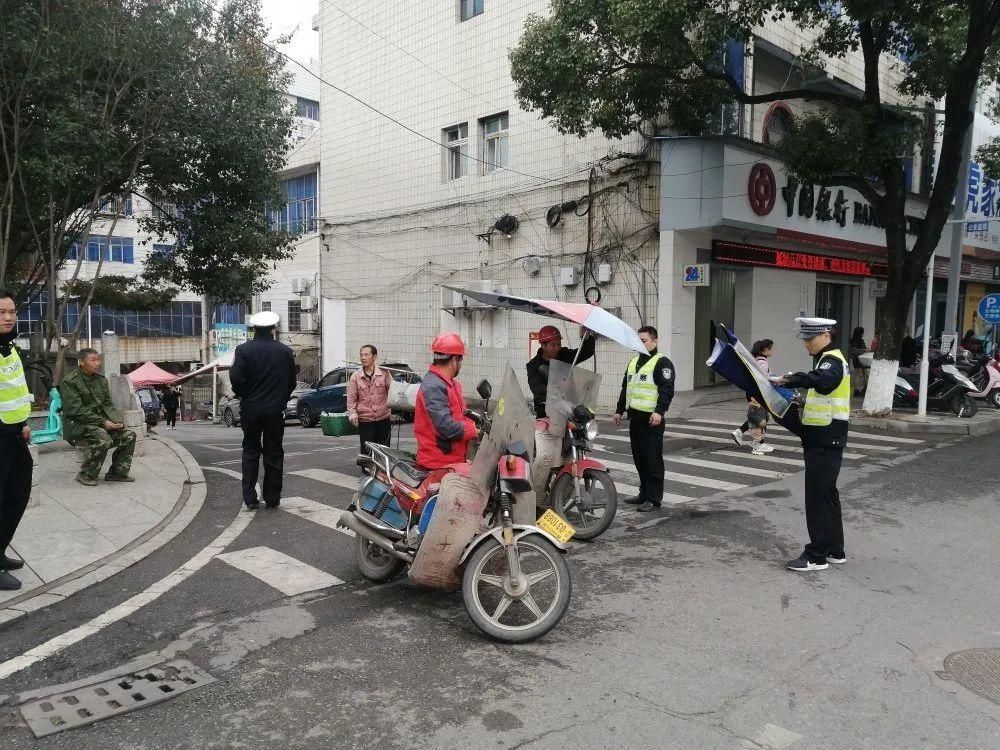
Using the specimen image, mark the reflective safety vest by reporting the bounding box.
[0,347,32,425]
[625,354,662,413]
[801,349,851,427]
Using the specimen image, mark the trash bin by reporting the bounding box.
[321,412,357,437]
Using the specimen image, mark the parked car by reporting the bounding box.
[221,382,313,428]
[295,363,421,428]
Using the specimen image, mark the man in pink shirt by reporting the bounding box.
[347,344,392,457]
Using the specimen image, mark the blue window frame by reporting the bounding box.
[73,235,135,264]
[267,173,317,234]
[296,97,320,120]
[460,0,484,21]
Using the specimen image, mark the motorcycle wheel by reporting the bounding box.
[951,393,978,418]
[548,470,618,541]
[462,535,571,643]
[353,536,405,583]
[989,389,1000,410]
[223,408,235,428]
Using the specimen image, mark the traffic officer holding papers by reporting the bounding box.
[613,326,675,512]
[771,317,850,572]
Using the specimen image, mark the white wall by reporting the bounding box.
[748,267,816,376]
[658,229,710,392]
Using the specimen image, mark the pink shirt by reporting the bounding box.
[347,366,391,423]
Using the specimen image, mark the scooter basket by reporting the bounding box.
[358,476,407,531]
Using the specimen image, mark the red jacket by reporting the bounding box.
[414,365,478,470]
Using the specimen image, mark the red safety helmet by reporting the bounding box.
[430,332,467,356]
[537,325,562,344]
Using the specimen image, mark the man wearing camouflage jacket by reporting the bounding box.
[61,348,136,486]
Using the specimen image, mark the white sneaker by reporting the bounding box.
[758,444,775,453]
[828,554,847,564]
[751,444,765,455]
[731,429,745,447]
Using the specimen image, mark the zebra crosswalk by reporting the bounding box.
[200,415,928,601]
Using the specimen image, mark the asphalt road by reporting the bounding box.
[1,417,998,749]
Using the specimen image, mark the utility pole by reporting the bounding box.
[943,91,978,353]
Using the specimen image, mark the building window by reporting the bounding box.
[460,0,483,21]
[151,243,174,259]
[287,299,302,332]
[261,301,271,312]
[296,97,320,120]
[762,103,794,146]
[267,172,317,234]
[481,112,509,173]
[70,235,134,264]
[444,123,469,180]
[18,295,203,337]
[98,194,133,217]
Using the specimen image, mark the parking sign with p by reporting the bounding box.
[979,293,1000,324]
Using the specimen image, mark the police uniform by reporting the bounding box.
[615,349,676,511]
[783,317,850,571]
[229,311,297,509]
[0,334,32,588]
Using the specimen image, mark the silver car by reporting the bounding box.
[221,382,313,427]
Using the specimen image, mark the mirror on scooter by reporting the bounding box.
[476,379,492,400]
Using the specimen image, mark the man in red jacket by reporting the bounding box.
[414,333,479,470]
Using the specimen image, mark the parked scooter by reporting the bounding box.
[960,345,1000,409]
[894,352,979,417]
[538,359,618,541]
[336,368,573,643]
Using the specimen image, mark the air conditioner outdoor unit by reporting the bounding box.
[291,277,308,294]
[299,295,317,311]
[464,280,498,309]
[441,287,465,310]
[300,313,314,331]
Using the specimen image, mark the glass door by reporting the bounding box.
[815,281,860,353]
[694,268,736,386]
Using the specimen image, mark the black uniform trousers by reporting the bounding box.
[628,409,665,505]
[240,408,285,506]
[0,432,32,553]
[802,445,845,562]
[358,418,391,456]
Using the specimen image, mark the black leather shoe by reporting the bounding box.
[245,500,260,510]
[624,495,645,505]
[636,501,662,513]
[0,571,22,590]
[265,500,280,509]
[1,555,24,571]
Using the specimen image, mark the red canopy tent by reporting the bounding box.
[126,361,177,387]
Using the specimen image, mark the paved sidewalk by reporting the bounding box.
[0,435,205,624]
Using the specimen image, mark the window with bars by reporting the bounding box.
[296,97,320,120]
[287,299,302,331]
[481,113,509,173]
[66,235,134,264]
[460,0,484,21]
[443,123,469,180]
[98,194,133,217]
[261,301,271,312]
[267,173,317,234]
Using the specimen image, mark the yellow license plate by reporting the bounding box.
[536,509,575,543]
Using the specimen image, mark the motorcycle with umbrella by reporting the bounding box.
[443,287,649,539]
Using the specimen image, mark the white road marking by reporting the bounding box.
[290,467,361,491]
[685,417,924,444]
[712,450,806,467]
[216,546,343,596]
[596,457,746,491]
[279,496,354,537]
[598,432,867,460]
[656,423,898,452]
[0,469,255,680]
[662,454,788,480]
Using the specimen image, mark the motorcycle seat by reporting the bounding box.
[370,445,430,488]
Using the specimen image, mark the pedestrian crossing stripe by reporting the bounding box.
[595,456,747,491]
[662,454,787,480]
[597,432,867,461]
[683,418,925,445]
[644,423,898,452]
[216,546,344,596]
[280,496,354,537]
[712,450,805,467]
[290,468,360,491]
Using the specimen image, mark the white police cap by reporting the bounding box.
[248,310,280,328]
[795,316,837,339]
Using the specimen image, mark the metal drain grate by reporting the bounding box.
[938,648,1000,706]
[20,659,215,737]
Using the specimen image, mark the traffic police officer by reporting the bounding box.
[772,317,850,572]
[0,289,32,590]
[229,311,297,510]
[613,326,676,512]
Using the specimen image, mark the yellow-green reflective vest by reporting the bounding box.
[625,354,662,413]
[801,349,851,427]
[0,347,32,425]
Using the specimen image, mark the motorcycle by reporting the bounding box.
[895,352,979,417]
[959,345,1000,409]
[336,367,573,643]
[538,358,618,541]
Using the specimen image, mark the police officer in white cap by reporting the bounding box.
[771,317,850,572]
[229,310,297,510]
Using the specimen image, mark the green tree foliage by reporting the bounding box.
[510,0,1000,414]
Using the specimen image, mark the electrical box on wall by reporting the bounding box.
[597,263,612,284]
[299,295,317,311]
[441,288,464,310]
[464,280,498,308]
[559,267,577,286]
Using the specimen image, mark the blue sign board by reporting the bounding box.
[978,293,1000,324]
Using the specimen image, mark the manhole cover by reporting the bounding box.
[20,659,215,737]
[938,648,1000,705]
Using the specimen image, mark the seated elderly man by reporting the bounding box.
[61,348,136,487]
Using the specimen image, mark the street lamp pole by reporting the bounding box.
[918,257,934,417]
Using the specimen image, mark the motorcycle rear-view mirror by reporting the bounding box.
[476,380,492,400]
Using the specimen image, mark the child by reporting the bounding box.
[732,339,775,455]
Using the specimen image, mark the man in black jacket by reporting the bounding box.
[229,311,297,510]
[613,326,676,512]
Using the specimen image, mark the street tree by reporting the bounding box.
[0,0,293,373]
[509,0,1000,414]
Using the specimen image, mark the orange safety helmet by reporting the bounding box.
[537,325,562,343]
[430,332,467,356]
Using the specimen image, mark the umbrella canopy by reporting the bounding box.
[443,286,646,353]
[170,350,236,385]
[126,361,177,387]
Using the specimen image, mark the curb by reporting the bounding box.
[0,436,207,627]
[851,414,1000,436]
